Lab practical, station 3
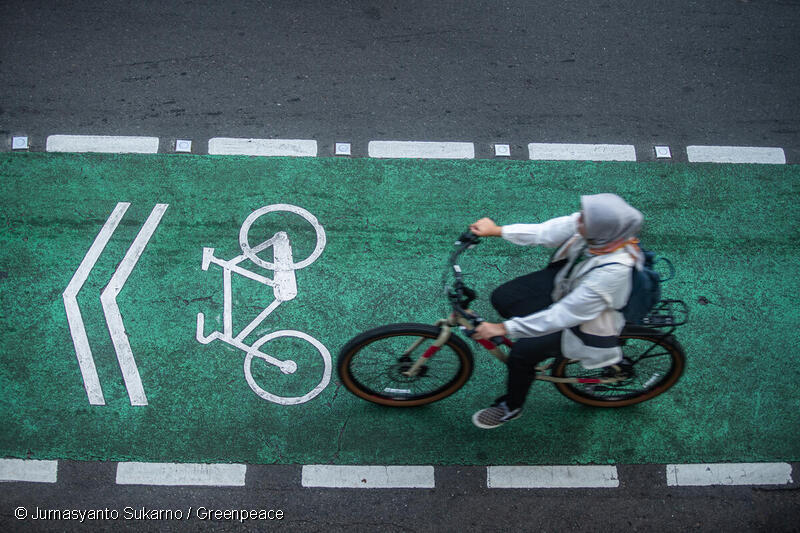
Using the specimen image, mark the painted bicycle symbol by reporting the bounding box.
[195,204,331,405]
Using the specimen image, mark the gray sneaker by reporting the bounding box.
[472,401,522,429]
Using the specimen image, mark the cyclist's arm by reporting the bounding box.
[501,212,579,248]
[503,283,608,338]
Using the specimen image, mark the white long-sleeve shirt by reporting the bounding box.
[503,282,609,338]
[501,214,579,249]
[499,213,634,369]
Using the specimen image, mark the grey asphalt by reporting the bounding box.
[2,0,800,160]
[2,0,799,531]
[2,462,799,532]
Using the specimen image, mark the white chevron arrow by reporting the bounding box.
[63,202,168,406]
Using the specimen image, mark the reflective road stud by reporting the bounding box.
[495,144,511,157]
[176,140,192,153]
[12,136,29,150]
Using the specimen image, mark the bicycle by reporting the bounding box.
[338,229,688,408]
[196,204,331,406]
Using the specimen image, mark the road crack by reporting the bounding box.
[332,415,351,461]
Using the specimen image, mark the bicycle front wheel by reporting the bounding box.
[337,323,474,407]
[551,327,686,407]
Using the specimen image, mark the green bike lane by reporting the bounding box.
[1,152,798,466]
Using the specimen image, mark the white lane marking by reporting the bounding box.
[63,202,131,406]
[487,465,620,488]
[301,465,435,488]
[666,463,793,486]
[368,141,475,159]
[196,204,331,405]
[46,135,159,153]
[0,459,58,483]
[208,138,318,157]
[528,143,637,161]
[686,146,786,164]
[100,204,169,406]
[116,462,246,486]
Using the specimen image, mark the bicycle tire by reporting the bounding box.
[243,330,332,405]
[337,323,474,407]
[550,326,686,407]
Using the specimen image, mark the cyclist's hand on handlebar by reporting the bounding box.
[469,218,502,237]
[473,321,508,340]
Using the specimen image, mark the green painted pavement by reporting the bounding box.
[1,152,798,466]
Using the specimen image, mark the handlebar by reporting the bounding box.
[455,230,481,247]
[446,229,509,348]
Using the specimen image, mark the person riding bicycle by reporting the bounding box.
[469,193,644,429]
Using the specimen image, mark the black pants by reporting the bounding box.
[490,260,565,410]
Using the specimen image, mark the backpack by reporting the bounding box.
[590,248,674,324]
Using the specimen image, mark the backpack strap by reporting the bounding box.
[577,260,631,279]
[654,257,675,282]
[549,234,580,263]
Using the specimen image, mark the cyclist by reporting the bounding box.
[468,193,644,429]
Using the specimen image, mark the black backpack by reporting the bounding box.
[590,249,674,324]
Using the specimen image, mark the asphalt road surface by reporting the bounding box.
[2,0,800,159]
[2,1,799,531]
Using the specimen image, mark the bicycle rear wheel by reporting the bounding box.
[337,323,474,407]
[551,326,685,407]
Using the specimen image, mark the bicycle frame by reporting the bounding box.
[399,313,630,386]
[195,233,298,374]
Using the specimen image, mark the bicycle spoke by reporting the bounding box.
[557,335,677,401]
[346,334,465,399]
[636,350,671,361]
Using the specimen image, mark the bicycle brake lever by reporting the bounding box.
[461,326,510,349]
[462,315,511,348]
[455,230,480,247]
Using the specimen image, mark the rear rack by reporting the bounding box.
[636,299,689,327]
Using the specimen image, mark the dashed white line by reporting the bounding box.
[207,137,318,157]
[528,143,637,161]
[686,145,786,164]
[368,141,475,159]
[46,135,159,153]
[115,462,246,486]
[11,134,798,164]
[666,463,793,487]
[301,465,435,488]
[3,459,797,488]
[0,459,58,483]
[487,465,620,488]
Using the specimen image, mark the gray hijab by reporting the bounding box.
[580,193,643,247]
